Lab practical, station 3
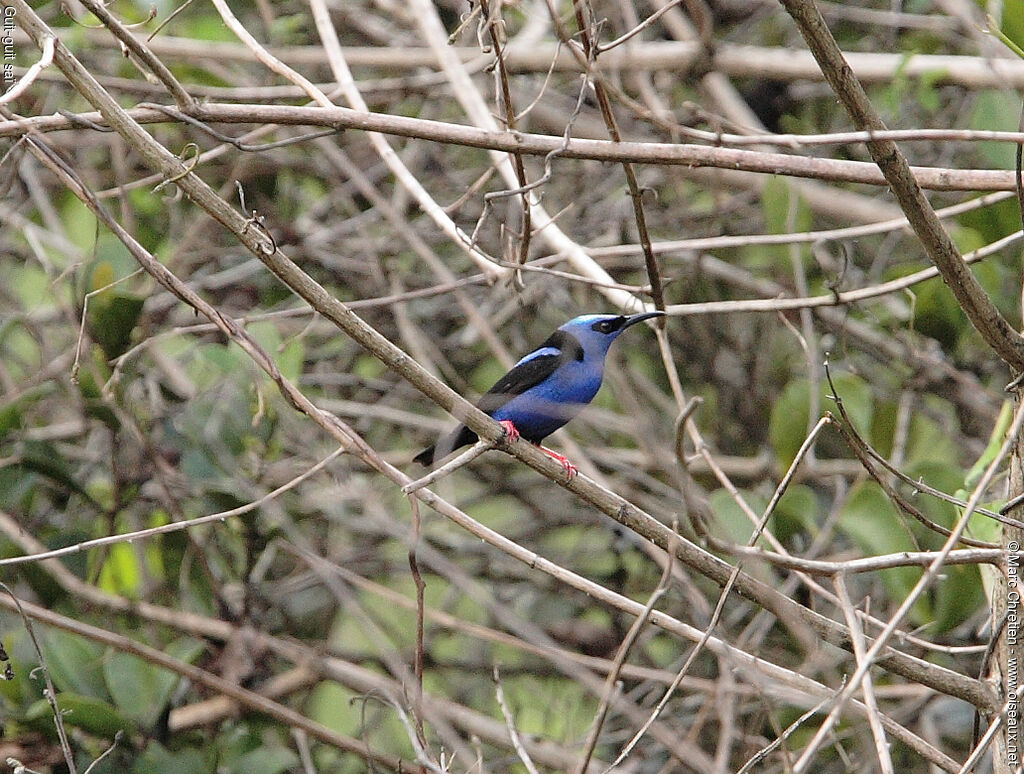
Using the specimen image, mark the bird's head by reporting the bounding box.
[558,311,665,358]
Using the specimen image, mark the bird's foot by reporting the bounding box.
[538,444,577,481]
[498,420,520,443]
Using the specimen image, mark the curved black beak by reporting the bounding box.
[621,310,666,330]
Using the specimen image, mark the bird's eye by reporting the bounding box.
[599,321,612,332]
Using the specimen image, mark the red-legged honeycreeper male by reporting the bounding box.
[413,311,665,476]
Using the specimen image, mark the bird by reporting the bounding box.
[413,311,665,478]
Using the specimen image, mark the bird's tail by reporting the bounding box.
[412,445,436,466]
[413,425,477,467]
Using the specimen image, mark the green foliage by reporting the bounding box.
[105,640,204,728]
[97,542,144,598]
[769,484,819,542]
[250,320,305,384]
[769,372,871,469]
[911,269,965,347]
[751,177,813,271]
[1,623,205,748]
[26,692,132,739]
[41,629,109,699]
[933,563,985,634]
[708,489,773,567]
[994,0,1024,57]
[877,55,946,118]
[133,743,213,774]
[307,680,410,755]
[218,733,300,774]
[15,439,92,500]
[970,90,1022,169]
[838,481,930,625]
[80,237,146,360]
[762,177,812,237]
[958,195,1023,248]
[9,262,51,310]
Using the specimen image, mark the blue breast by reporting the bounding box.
[491,359,604,442]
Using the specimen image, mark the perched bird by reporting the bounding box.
[414,311,665,477]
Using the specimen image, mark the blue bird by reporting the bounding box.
[414,311,665,476]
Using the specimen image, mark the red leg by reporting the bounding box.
[498,420,520,442]
[538,444,578,481]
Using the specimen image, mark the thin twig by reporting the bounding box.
[407,495,428,751]
[402,440,492,494]
[736,684,845,774]
[82,731,123,774]
[5,101,1024,193]
[493,667,542,774]
[0,582,77,774]
[0,34,53,104]
[597,0,684,53]
[577,528,677,774]
[75,0,194,108]
[833,575,894,774]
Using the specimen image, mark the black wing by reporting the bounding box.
[414,352,561,465]
[413,330,582,465]
[477,329,583,413]
[476,351,562,414]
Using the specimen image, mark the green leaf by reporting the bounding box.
[903,460,962,538]
[17,440,89,499]
[915,68,945,111]
[104,644,190,728]
[902,410,961,474]
[277,337,305,383]
[838,481,930,624]
[98,542,142,598]
[40,630,109,698]
[306,680,355,736]
[74,365,121,432]
[912,274,964,347]
[825,373,873,434]
[0,402,24,441]
[26,692,131,738]
[762,176,812,235]
[495,675,590,741]
[770,372,870,469]
[972,508,1004,603]
[80,240,146,360]
[224,746,300,774]
[932,563,984,633]
[769,381,813,471]
[8,263,51,310]
[62,195,100,254]
[965,400,1013,490]
[0,318,44,387]
[89,292,145,360]
[758,177,813,268]
[709,489,773,552]
[969,90,1021,168]
[992,6,1024,59]
[134,742,213,774]
[104,640,204,728]
[770,484,819,542]
[839,481,913,555]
